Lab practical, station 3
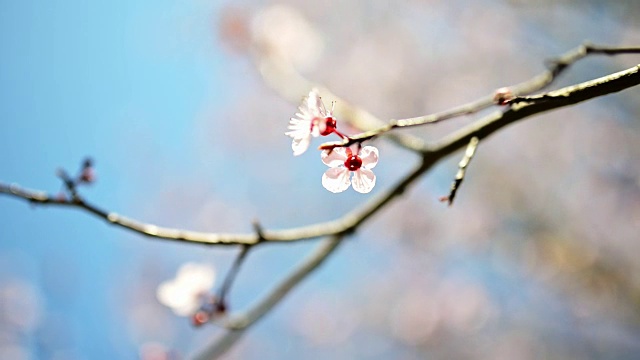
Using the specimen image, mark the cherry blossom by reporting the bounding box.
[156,263,216,316]
[321,146,379,193]
[286,90,339,156]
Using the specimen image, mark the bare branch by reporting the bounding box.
[2,61,639,250]
[192,235,344,360]
[2,63,639,250]
[430,64,640,158]
[439,137,479,206]
[318,43,640,150]
[216,245,252,311]
[0,183,259,246]
[0,155,430,247]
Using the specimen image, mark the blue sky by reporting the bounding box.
[0,1,231,358]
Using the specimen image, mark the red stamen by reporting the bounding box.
[318,116,337,136]
[344,154,362,171]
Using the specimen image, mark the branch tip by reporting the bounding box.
[252,220,266,242]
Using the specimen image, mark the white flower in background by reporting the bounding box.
[286,90,337,156]
[251,4,324,71]
[321,146,379,193]
[156,263,215,316]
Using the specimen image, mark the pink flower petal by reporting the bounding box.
[359,146,379,169]
[310,119,321,137]
[351,168,376,193]
[321,147,348,167]
[322,167,351,193]
[287,115,310,131]
[306,90,327,117]
[290,133,312,156]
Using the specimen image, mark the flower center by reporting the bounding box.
[318,116,337,136]
[344,154,363,171]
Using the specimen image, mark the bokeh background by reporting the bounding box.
[2,0,640,359]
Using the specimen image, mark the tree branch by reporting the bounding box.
[192,235,344,360]
[439,137,480,206]
[0,154,430,247]
[3,62,638,248]
[430,64,640,158]
[318,43,640,150]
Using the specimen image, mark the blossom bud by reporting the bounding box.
[79,167,95,183]
[191,311,210,327]
[493,87,514,105]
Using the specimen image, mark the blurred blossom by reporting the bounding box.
[437,281,494,333]
[0,279,42,333]
[156,263,215,316]
[389,289,439,345]
[218,6,252,53]
[251,4,324,71]
[139,341,179,360]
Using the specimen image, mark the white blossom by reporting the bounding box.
[286,90,334,156]
[156,263,215,316]
[321,146,379,193]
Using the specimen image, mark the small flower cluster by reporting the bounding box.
[286,90,379,193]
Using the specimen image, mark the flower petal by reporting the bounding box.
[157,279,202,316]
[359,146,379,169]
[306,90,327,117]
[321,147,348,167]
[351,168,376,193]
[287,116,311,131]
[175,263,216,291]
[290,133,312,156]
[310,118,321,137]
[322,167,351,193]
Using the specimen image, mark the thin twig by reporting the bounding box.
[216,245,252,311]
[192,235,344,360]
[439,137,479,206]
[430,64,640,158]
[0,155,430,246]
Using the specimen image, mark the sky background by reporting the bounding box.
[1,0,640,359]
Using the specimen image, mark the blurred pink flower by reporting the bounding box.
[250,4,324,71]
[321,146,378,193]
[156,263,216,316]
